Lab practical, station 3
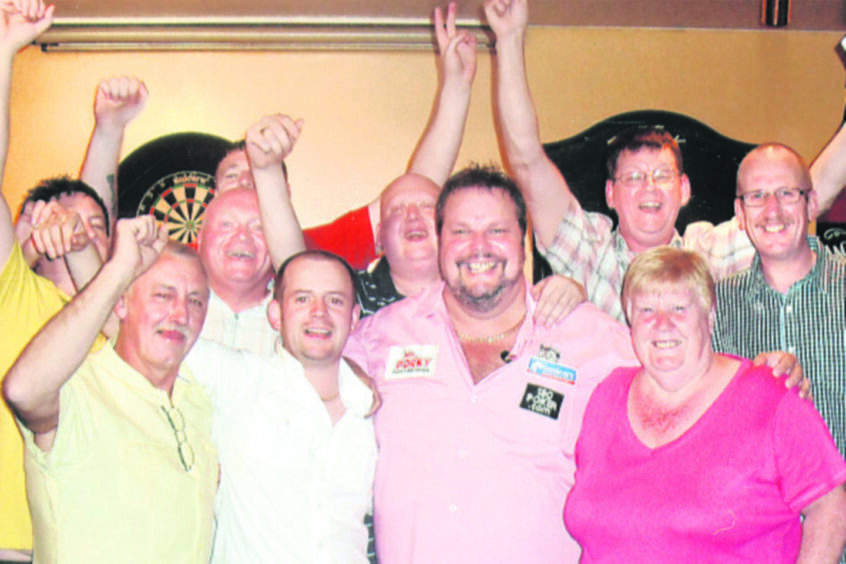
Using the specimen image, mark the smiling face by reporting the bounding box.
[735,147,816,264]
[628,285,714,382]
[605,147,691,253]
[378,174,440,274]
[198,188,272,291]
[438,187,525,314]
[269,255,360,369]
[114,250,209,389]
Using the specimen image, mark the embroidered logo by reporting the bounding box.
[385,345,438,380]
[520,384,563,419]
[527,356,576,385]
[537,344,560,363]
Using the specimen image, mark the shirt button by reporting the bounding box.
[785,305,793,314]
[448,504,459,513]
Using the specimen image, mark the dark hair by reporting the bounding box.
[223,139,288,182]
[606,126,683,180]
[23,176,110,236]
[273,250,357,302]
[436,163,527,237]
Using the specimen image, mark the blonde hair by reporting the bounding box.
[622,246,715,324]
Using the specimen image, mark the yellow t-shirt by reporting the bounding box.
[0,243,105,551]
[21,343,218,563]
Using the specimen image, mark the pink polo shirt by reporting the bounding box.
[345,282,638,564]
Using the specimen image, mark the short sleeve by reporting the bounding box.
[772,390,846,512]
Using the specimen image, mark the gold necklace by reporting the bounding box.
[320,391,340,402]
[456,311,527,344]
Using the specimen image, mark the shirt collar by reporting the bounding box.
[273,339,375,417]
[747,236,828,297]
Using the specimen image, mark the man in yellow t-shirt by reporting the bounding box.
[0,2,149,559]
[4,220,217,563]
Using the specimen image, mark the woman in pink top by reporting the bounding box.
[564,247,846,562]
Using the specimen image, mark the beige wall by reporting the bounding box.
[3,26,844,227]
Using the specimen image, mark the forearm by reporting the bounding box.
[65,243,103,292]
[79,122,123,223]
[494,28,576,247]
[3,260,131,433]
[252,167,306,271]
[495,30,545,172]
[797,484,846,563]
[810,121,846,216]
[0,47,16,264]
[408,75,472,186]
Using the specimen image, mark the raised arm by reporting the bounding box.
[809,120,846,216]
[78,76,148,225]
[407,2,476,187]
[245,114,306,271]
[2,216,166,447]
[0,0,53,267]
[485,0,577,249]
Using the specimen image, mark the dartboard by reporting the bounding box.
[137,171,216,244]
[118,131,233,245]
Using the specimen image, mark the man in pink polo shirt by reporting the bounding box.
[344,164,638,563]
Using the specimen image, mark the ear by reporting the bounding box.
[734,197,747,232]
[350,303,361,332]
[267,299,282,331]
[679,174,691,207]
[375,223,383,254]
[605,179,615,210]
[114,293,129,321]
[807,189,819,221]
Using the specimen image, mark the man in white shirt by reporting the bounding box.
[187,250,377,563]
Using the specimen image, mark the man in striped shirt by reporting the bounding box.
[713,143,846,458]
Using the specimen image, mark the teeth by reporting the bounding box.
[467,262,496,274]
[640,202,660,210]
[305,328,330,336]
[405,230,427,240]
[763,224,785,233]
[226,250,255,258]
[654,339,681,349]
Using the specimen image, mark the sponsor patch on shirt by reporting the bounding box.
[527,356,576,385]
[519,384,563,420]
[385,345,438,380]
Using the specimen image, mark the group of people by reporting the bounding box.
[1,0,845,562]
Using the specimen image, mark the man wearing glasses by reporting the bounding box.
[3,219,218,564]
[486,0,846,323]
[713,143,846,464]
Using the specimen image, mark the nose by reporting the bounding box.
[469,229,488,252]
[406,203,421,220]
[238,170,254,189]
[309,298,328,317]
[170,297,189,326]
[653,310,674,330]
[761,192,781,214]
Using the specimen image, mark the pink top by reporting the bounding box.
[345,282,637,563]
[564,360,846,563]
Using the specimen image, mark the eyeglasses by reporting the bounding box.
[737,187,808,207]
[614,168,679,188]
[161,405,195,472]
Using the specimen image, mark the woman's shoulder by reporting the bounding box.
[722,356,797,412]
